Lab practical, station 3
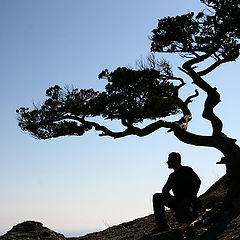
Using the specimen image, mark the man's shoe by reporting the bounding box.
[151,224,170,234]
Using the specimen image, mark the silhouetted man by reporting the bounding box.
[152,152,201,233]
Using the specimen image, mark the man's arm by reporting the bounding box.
[191,169,201,197]
[162,174,173,195]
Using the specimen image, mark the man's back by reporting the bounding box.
[162,166,201,200]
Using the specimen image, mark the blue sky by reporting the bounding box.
[0,0,239,237]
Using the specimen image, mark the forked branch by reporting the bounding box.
[182,55,224,136]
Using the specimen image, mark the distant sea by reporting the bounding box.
[0,231,7,237]
[0,229,97,238]
[60,229,97,238]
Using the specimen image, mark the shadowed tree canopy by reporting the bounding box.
[17,0,240,202]
[17,61,189,139]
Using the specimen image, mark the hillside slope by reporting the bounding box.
[1,175,240,240]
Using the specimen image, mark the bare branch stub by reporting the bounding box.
[185,89,199,105]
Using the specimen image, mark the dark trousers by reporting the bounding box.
[153,193,179,226]
[153,192,200,226]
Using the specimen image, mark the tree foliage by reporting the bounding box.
[17,0,240,186]
[17,61,184,139]
[152,0,240,63]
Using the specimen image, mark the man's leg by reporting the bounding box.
[152,193,167,227]
[152,193,177,228]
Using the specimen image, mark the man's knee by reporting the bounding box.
[153,193,163,204]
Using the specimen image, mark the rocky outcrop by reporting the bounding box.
[0,221,66,240]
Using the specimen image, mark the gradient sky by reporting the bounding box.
[1,0,240,237]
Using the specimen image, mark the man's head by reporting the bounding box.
[167,152,181,170]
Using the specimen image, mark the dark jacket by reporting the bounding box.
[162,166,201,201]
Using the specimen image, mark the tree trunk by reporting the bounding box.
[179,58,240,208]
[219,140,240,209]
[173,127,240,208]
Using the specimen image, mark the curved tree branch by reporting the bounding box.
[171,76,185,92]
[84,118,177,138]
[197,44,240,76]
[202,87,225,136]
[182,52,216,91]
[182,55,225,136]
[60,86,200,139]
[168,89,199,132]
[185,89,199,105]
[61,115,175,139]
[197,59,226,76]
[172,126,217,148]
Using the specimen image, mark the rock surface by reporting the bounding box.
[1,175,240,240]
[0,221,66,240]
